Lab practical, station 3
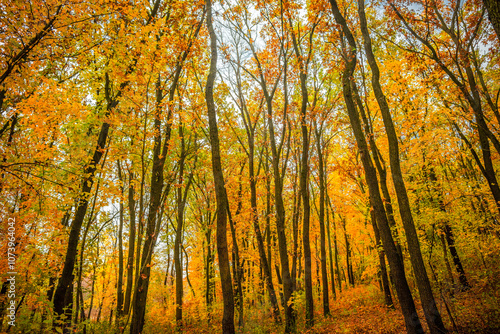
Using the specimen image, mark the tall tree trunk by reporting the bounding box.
[205,1,235,332]
[225,164,245,328]
[327,197,343,293]
[246,132,281,322]
[172,122,196,329]
[174,124,187,330]
[52,5,155,315]
[358,3,446,332]
[53,121,111,318]
[117,162,125,319]
[270,117,295,333]
[252,192,281,322]
[76,175,103,327]
[204,210,216,320]
[325,191,337,299]
[231,47,271,324]
[265,146,273,286]
[130,9,203,332]
[352,80,404,263]
[328,1,424,333]
[259,42,296,334]
[289,20,316,327]
[130,77,168,334]
[226,185,244,328]
[247,7,297,330]
[291,155,301,293]
[123,171,136,316]
[314,122,330,315]
[205,226,215,314]
[301,128,314,326]
[342,217,354,287]
[54,99,114,328]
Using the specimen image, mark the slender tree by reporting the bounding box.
[358,2,446,332]
[314,120,331,315]
[288,13,318,328]
[328,1,424,332]
[205,0,235,332]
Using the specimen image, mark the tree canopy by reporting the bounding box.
[1,0,499,333]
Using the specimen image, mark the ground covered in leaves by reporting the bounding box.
[142,274,500,334]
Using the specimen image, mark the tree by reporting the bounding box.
[358,1,446,332]
[224,42,281,322]
[130,4,205,332]
[288,6,319,326]
[205,0,236,332]
[328,0,424,332]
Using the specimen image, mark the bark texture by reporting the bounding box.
[484,0,500,41]
[205,1,235,332]
[358,2,446,332]
[328,1,424,333]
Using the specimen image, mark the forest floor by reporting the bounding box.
[307,283,500,334]
[171,277,500,334]
[12,272,499,334]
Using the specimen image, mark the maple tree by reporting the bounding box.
[1,0,500,333]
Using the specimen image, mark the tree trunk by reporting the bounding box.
[315,122,330,315]
[174,224,183,329]
[130,78,168,334]
[289,21,315,327]
[484,0,500,41]
[130,8,203,331]
[246,129,281,322]
[226,186,244,328]
[443,224,470,290]
[358,2,446,332]
[123,171,136,316]
[327,196,343,293]
[342,216,354,287]
[352,80,404,263]
[326,196,342,293]
[205,213,216,321]
[371,210,394,308]
[205,1,235,332]
[117,162,125,319]
[325,192,337,299]
[174,128,186,330]
[328,1,424,332]
[291,164,301,293]
[53,119,111,318]
[265,146,273,287]
[259,41,296,334]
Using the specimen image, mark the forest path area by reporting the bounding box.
[230,281,500,334]
[309,282,500,334]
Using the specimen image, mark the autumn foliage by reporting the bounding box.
[1,0,500,333]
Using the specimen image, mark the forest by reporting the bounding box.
[1,0,500,333]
